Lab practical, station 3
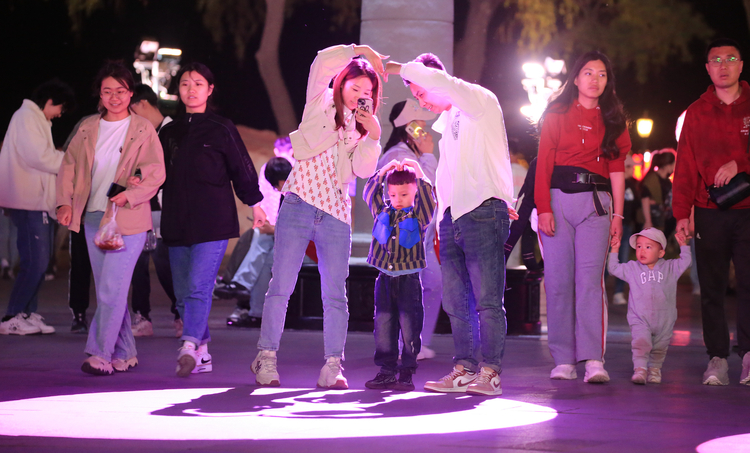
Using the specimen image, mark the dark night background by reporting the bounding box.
[1,0,749,157]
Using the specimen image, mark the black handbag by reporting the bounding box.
[707,137,750,210]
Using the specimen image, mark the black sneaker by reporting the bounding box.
[365,372,397,389]
[71,313,88,334]
[393,370,415,391]
[213,282,251,300]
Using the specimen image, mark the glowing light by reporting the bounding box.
[637,118,653,138]
[644,151,652,164]
[158,48,182,57]
[670,330,691,347]
[139,40,159,54]
[697,433,750,453]
[522,63,545,79]
[521,104,545,122]
[0,388,558,440]
[675,110,687,142]
[544,57,566,76]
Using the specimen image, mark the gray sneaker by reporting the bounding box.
[252,350,280,387]
[740,353,750,385]
[702,357,729,386]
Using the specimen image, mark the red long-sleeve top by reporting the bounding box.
[672,81,750,220]
[535,101,631,214]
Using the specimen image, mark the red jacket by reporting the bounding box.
[672,81,750,220]
[535,101,630,214]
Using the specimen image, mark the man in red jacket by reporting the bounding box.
[673,38,750,387]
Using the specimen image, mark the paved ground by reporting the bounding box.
[0,262,748,453]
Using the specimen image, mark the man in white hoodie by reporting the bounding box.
[0,79,75,335]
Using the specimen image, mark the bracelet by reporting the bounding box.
[613,213,624,219]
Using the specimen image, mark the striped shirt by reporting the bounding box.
[363,174,435,273]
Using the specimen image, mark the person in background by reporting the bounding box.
[639,149,676,237]
[0,79,75,336]
[57,61,165,374]
[159,62,265,377]
[127,84,181,338]
[377,99,440,360]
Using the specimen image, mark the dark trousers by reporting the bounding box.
[131,239,178,320]
[694,207,750,359]
[68,224,91,316]
[222,228,254,281]
[373,271,423,374]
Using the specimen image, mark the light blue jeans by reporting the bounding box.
[169,240,228,346]
[258,193,351,359]
[84,211,145,361]
[439,199,510,373]
[232,231,274,318]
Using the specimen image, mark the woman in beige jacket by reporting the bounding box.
[57,62,165,375]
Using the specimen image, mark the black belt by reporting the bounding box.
[550,166,611,216]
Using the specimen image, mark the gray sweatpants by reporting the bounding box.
[541,189,611,365]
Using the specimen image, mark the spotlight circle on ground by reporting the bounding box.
[697,433,750,453]
[0,388,557,440]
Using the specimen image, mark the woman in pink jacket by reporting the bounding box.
[57,62,166,375]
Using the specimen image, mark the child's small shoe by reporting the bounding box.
[631,367,647,385]
[647,367,662,384]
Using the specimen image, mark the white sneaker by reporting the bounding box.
[112,357,138,372]
[631,367,647,385]
[176,341,198,377]
[192,344,212,374]
[550,364,577,380]
[131,313,153,337]
[424,365,477,393]
[251,350,280,387]
[612,292,627,306]
[647,367,662,384]
[24,313,55,334]
[0,313,41,335]
[703,357,729,386]
[584,360,610,383]
[417,345,436,361]
[317,356,348,389]
[466,367,502,396]
[741,353,750,385]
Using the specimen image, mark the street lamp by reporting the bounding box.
[636,118,653,138]
[520,57,566,122]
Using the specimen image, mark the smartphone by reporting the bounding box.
[357,98,373,114]
[134,168,142,179]
[405,121,425,140]
[106,182,126,198]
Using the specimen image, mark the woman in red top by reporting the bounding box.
[535,51,631,383]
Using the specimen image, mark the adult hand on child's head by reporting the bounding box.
[401,158,424,179]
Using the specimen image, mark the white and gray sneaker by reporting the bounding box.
[741,353,750,385]
[317,356,348,389]
[131,313,153,337]
[24,313,55,334]
[252,350,280,387]
[192,344,212,374]
[0,313,42,335]
[583,360,610,383]
[703,357,729,386]
[176,341,198,377]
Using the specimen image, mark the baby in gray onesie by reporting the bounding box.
[608,228,691,385]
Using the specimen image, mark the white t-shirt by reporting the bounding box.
[87,116,130,212]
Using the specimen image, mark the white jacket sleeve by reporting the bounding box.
[306,45,358,103]
[401,63,489,120]
[16,109,64,175]
[350,134,381,179]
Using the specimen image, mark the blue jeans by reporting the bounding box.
[5,209,51,317]
[374,271,423,373]
[84,211,145,361]
[169,240,228,346]
[259,193,351,359]
[439,199,510,373]
[232,231,274,318]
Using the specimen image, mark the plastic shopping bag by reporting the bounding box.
[94,204,125,251]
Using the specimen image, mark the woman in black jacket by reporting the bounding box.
[159,62,265,377]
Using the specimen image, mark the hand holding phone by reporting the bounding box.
[405,121,425,141]
[357,98,373,114]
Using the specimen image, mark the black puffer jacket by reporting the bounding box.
[159,112,263,247]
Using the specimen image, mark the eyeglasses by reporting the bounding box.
[707,56,741,67]
[101,89,130,98]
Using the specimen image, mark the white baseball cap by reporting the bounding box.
[392,99,437,127]
[629,227,667,250]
